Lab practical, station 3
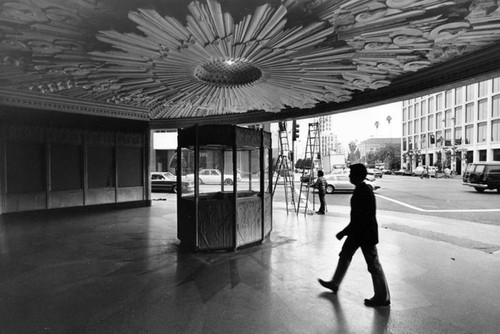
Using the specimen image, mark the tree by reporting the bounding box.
[295,158,304,169]
[386,115,393,138]
[373,143,401,170]
[347,140,361,165]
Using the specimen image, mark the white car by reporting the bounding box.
[324,174,380,194]
[187,169,241,185]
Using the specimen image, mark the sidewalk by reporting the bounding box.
[1,201,500,333]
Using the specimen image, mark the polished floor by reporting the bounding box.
[1,199,500,334]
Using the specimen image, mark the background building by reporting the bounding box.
[402,76,500,175]
[357,138,400,160]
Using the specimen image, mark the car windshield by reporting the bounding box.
[476,165,485,173]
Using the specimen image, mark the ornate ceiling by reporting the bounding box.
[1,0,500,127]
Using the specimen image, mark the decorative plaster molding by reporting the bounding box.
[0,88,149,121]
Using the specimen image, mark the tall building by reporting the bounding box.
[402,76,500,175]
[318,115,342,157]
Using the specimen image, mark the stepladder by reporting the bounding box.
[272,123,296,213]
[297,122,323,215]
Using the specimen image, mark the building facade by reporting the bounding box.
[402,76,500,175]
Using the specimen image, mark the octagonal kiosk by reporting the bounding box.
[177,124,272,251]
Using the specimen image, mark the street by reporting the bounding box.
[153,174,500,226]
[312,175,500,226]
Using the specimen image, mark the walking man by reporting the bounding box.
[318,164,390,307]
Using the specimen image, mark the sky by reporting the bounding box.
[330,102,402,146]
[295,101,402,156]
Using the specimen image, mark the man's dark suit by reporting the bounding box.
[332,181,390,302]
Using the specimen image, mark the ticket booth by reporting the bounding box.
[176,124,272,251]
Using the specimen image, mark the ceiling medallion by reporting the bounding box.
[194,60,262,87]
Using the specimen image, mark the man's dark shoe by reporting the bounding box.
[364,298,390,307]
[318,279,337,293]
[316,211,325,215]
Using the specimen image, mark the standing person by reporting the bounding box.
[421,166,429,179]
[314,170,327,215]
[318,164,390,307]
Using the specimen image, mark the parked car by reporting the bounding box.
[324,174,380,194]
[462,162,500,193]
[367,168,383,178]
[394,169,412,176]
[329,168,349,175]
[150,172,194,193]
[187,168,241,185]
[412,166,437,178]
[300,170,315,183]
[364,173,376,182]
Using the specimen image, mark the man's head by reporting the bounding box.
[317,170,324,177]
[349,164,367,185]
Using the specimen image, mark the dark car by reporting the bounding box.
[462,162,500,193]
[151,172,194,193]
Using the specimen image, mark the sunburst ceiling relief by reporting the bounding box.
[87,1,356,118]
[1,0,500,122]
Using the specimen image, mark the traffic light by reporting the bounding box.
[278,122,286,132]
[430,134,435,144]
[292,120,299,141]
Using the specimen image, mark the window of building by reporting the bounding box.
[436,112,443,129]
[444,129,452,146]
[414,135,419,149]
[407,107,411,121]
[408,105,413,120]
[402,123,407,136]
[421,117,426,132]
[436,130,443,147]
[428,114,434,131]
[478,80,488,97]
[492,119,500,142]
[465,125,474,144]
[444,109,452,127]
[455,87,463,104]
[478,98,487,120]
[493,95,500,118]
[465,103,474,123]
[445,90,452,108]
[493,78,500,93]
[493,149,500,161]
[403,138,407,151]
[421,134,427,148]
[436,93,443,110]
[477,122,487,143]
[414,119,419,134]
[479,150,487,161]
[403,100,407,107]
[429,96,435,113]
[454,106,463,125]
[422,99,427,114]
[408,121,413,135]
[454,127,462,145]
[415,102,420,117]
[466,84,475,101]
[403,108,407,121]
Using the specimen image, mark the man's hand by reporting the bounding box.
[336,232,344,240]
